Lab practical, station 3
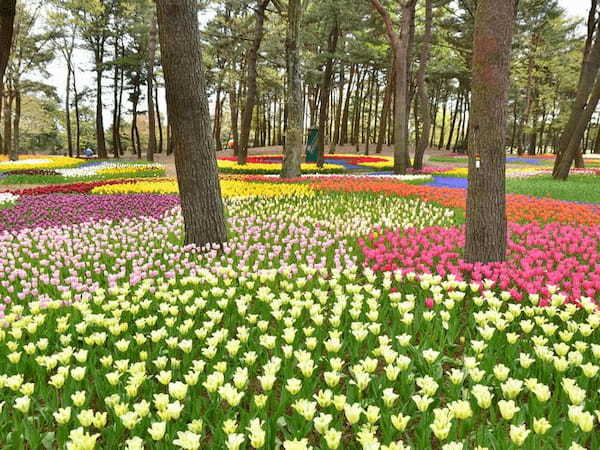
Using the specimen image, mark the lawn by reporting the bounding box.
[506,175,600,203]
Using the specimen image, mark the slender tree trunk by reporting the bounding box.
[66,64,73,157]
[376,66,393,154]
[147,12,158,162]
[10,85,18,161]
[430,84,438,147]
[238,0,270,165]
[73,66,81,157]
[438,90,447,149]
[213,85,222,151]
[281,0,303,178]
[4,89,12,156]
[229,83,239,155]
[351,67,364,151]
[156,0,226,246]
[413,0,432,170]
[112,39,120,159]
[594,119,600,154]
[465,0,517,263]
[317,20,339,167]
[340,64,355,144]
[155,83,163,153]
[446,91,462,150]
[117,43,125,155]
[330,64,344,154]
[365,68,376,155]
[95,47,107,158]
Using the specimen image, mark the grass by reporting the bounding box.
[506,174,600,203]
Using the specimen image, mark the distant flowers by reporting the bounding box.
[0,155,82,172]
[90,179,316,198]
[57,161,164,178]
[0,192,19,206]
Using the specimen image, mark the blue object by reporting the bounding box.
[426,176,469,189]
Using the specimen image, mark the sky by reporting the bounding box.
[35,0,590,131]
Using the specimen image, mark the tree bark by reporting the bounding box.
[66,63,73,157]
[95,47,107,158]
[340,64,355,145]
[10,85,18,160]
[413,0,433,170]
[156,0,227,247]
[281,0,303,178]
[376,66,393,154]
[112,38,120,159]
[3,88,11,156]
[330,64,344,154]
[155,83,163,153]
[317,20,339,167]
[446,91,461,150]
[73,65,81,157]
[237,0,270,165]
[229,83,239,155]
[0,0,16,83]
[465,0,517,263]
[146,13,158,162]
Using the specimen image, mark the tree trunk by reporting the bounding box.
[281,0,303,178]
[0,0,16,84]
[438,90,447,149]
[73,65,81,157]
[147,12,158,162]
[317,20,339,167]
[430,84,438,147]
[465,0,517,263]
[10,85,18,161]
[155,83,163,153]
[554,75,600,178]
[95,48,107,158]
[340,64,355,145]
[112,39,120,159]
[446,91,462,150]
[66,64,73,157]
[3,89,11,156]
[117,43,125,155]
[213,85,222,151]
[238,0,270,165]
[413,0,432,170]
[330,64,344,154]
[376,67,393,154]
[229,83,239,155]
[553,0,600,178]
[156,0,226,247]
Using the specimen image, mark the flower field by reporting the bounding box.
[0,166,598,449]
[217,154,395,174]
[0,156,166,185]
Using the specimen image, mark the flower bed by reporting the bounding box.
[313,178,600,225]
[217,154,397,174]
[0,155,83,172]
[0,189,598,449]
[360,222,600,302]
[90,179,315,198]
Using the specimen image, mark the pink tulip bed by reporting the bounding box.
[0,172,599,449]
[360,222,600,304]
